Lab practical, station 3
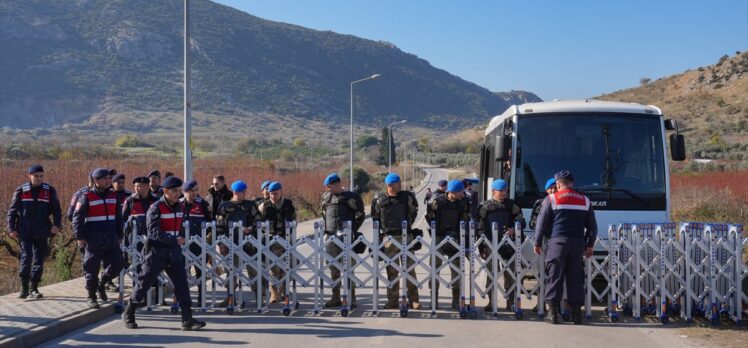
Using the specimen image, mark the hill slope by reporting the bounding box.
[598,52,748,166]
[0,0,539,131]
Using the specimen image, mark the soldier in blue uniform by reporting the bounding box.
[6,165,62,299]
[533,170,597,324]
[73,168,125,308]
[122,176,206,330]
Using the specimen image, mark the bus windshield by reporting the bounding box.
[513,112,666,211]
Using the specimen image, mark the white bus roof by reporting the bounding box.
[485,99,663,136]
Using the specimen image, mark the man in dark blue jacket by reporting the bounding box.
[73,168,125,308]
[533,170,597,325]
[6,165,62,299]
[122,176,206,331]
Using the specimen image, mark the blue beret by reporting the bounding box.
[491,179,508,190]
[162,176,183,189]
[324,173,341,186]
[27,165,44,174]
[132,176,149,184]
[112,174,125,182]
[447,179,464,193]
[148,170,161,178]
[437,179,448,187]
[554,170,574,182]
[231,180,247,193]
[261,180,272,190]
[182,179,198,191]
[92,168,109,179]
[384,173,401,185]
[267,182,282,192]
[544,178,556,190]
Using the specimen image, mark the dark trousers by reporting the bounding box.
[83,246,124,291]
[130,245,192,309]
[544,237,585,306]
[19,236,49,282]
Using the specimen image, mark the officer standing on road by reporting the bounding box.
[533,170,597,325]
[207,175,232,219]
[320,173,365,308]
[122,176,206,331]
[6,165,62,299]
[529,178,557,231]
[72,168,125,308]
[215,180,261,306]
[257,182,296,303]
[372,173,421,310]
[463,179,480,221]
[181,179,211,305]
[426,179,470,309]
[434,180,448,200]
[476,179,526,312]
[148,170,163,197]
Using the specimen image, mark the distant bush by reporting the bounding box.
[114,135,148,148]
[639,77,652,86]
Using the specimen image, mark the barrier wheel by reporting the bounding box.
[283,307,291,316]
[660,315,669,324]
[341,308,349,317]
[610,313,619,323]
[515,310,524,320]
[114,303,124,314]
[226,306,235,315]
[170,304,179,314]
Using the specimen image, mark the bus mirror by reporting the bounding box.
[495,135,510,161]
[670,133,686,161]
[664,119,678,131]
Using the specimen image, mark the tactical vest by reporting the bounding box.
[434,195,468,237]
[263,198,294,236]
[158,201,184,238]
[322,191,356,234]
[17,183,55,238]
[481,198,514,238]
[378,191,412,233]
[183,197,208,237]
[127,195,154,236]
[83,190,118,247]
[217,200,256,236]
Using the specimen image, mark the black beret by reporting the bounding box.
[148,170,161,178]
[162,176,183,189]
[27,165,44,174]
[554,170,574,182]
[112,174,125,182]
[132,176,149,184]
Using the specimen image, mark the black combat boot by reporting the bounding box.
[181,307,206,331]
[29,281,43,299]
[98,277,111,302]
[572,306,583,325]
[549,304,560,324]
[87,289,99,309]
[18,280,29,299]
[122,302,138,329]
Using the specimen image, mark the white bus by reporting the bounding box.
[479,99,686,242]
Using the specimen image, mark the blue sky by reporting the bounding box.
[215,0,748,101]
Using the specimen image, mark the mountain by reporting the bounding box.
[598,51,748,164]
[0,0,540,132]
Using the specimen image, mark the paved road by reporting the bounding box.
[41,167,702,347]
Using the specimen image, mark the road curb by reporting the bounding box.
[0,302,115,348]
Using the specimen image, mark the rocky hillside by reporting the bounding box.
[0,0,539,132]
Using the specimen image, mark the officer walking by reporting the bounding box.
[426,179,470,309]
[181,179,211,305]
[476,179,526,312]
[372,173,421,310]
[122,176,206,331]
[533,170,597,325]
[215,180,261,306]
[72,168,125,308]
[148,170,163,197]
[6,165,62,299]
[320,174,365,308]
[66,175,93,222]
[257,182,296,303]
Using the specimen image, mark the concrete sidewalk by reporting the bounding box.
[0,277,121,348]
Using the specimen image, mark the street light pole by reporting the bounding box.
[350,73,380,190]
[387,120,407,172]
[183,0,193,181]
